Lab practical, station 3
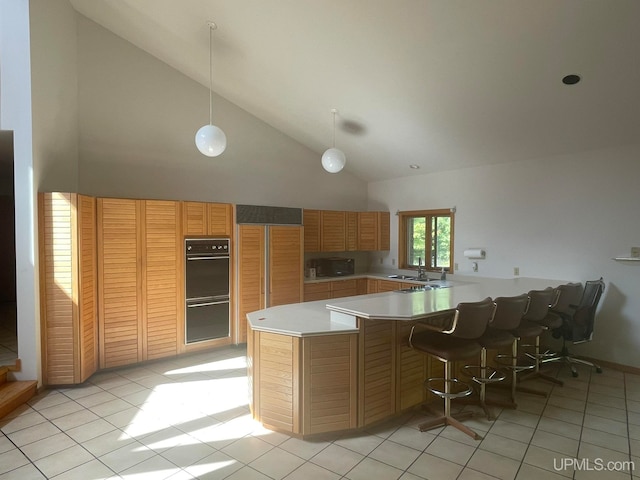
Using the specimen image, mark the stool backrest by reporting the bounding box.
[522,287,556,322]
[551,282,583,315]
[448,297,495,339]
[491,294,530,331]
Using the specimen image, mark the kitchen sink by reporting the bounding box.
[387,274,420,281]
[396,285,434,293]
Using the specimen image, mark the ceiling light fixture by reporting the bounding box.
[321,109,346,173]
[195,21,226,157]
[562,74,581,85]
[409,164,420,169]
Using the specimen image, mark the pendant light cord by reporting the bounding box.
[332,110,336,148]
[208,24,213,126]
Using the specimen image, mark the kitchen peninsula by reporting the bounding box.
[246,275,565,437]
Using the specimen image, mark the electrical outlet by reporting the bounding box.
[392,258,396,266]
[472,262,478,272]
[514,267,520,276]
[454,263,458,271]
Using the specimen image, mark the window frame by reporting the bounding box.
[398,209,455,272]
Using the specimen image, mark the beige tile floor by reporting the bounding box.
[1,345,639,480]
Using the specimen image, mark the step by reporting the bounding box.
[0,380,37,419]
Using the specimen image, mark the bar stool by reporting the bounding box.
[463,294,529,419]
[408,297,495,440]
[520,283,582,385]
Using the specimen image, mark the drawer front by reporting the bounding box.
[331,279,358,291]
[304,282,331,294]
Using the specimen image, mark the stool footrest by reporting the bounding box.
[494,354,535,372]
[425,377,473,399]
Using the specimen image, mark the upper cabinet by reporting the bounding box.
[182,201,233,237]
[303,209,390,253]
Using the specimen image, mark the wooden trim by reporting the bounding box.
[69,194,80,383]
[37,193,47,385]
[398,209,455,271]
[137,200,145,363]
[96,198,105,369]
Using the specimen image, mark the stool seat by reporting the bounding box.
[511,319,544,338]
[410,332,481,362]
[477,328,515,350]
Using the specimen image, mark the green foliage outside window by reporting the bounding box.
[406,213,451,270]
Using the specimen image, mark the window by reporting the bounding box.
[399,209,454,271]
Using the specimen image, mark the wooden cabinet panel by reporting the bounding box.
[142,200,181,360]
[396,321,428,410]
[182,201,208,236]
[183,201,233,236]
[303,209,320,253]
[346,212,358,251]
[358,319,396,426]
[356,278,368,295]
[98,198,143,369]
[357,212,378,251]
[302,334,357,434]
[367,279,379,294]
[207,203,233,236]
[330,279,358,299]
[320,210,346,252]
[303,282,330,302]
[377,211,390,251]
[39,193,98,385]
[237,225,266,343]
[78,195,99,383]
[269,226,303,307]
[378,279,401,292]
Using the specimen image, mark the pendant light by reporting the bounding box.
[195,21,227,157]
[321,108,346,173]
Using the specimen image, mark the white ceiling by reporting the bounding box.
[68,0,640,182]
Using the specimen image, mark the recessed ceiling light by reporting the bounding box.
[409,164,420,169]
[562,74,581,85]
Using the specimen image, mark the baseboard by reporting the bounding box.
[580,356,640,376]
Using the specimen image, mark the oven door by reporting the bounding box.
[186,296,230,343]
[185,256,230,300]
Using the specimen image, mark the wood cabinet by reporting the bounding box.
[330,279,358,298]
[377,279,402,292]
[303,209,320,252]
[97,198,182,369]
[303,282,330,302]
[182,201,233,236]
[357,211,390,251]
[39,193,98,385]
[303,209,389,253]
[237,225,303,342]
[320,210,346,252]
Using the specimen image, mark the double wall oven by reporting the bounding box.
[185,238,230,343]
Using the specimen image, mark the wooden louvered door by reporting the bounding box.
[320,210,346,252]
[98,198,143,369]
[303,209,320,252]
[77,195,99,382]
[142,200,181,360]
[345,211,358,251]
[268,225,303,307]
[237,224,265,343]
[39,192,98,385]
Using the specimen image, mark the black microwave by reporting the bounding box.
[314,257,355,277]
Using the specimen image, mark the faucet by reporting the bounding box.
[417,257,428,281]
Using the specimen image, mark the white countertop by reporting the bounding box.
[247,276,567,337]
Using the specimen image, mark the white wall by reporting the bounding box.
[77,16,368,211]
[0,0,39,381]
[368,145,640,367]
[30,0,79,192]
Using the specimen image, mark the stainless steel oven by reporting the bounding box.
[185,238,230,343]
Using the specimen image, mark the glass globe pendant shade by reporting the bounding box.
[195,124,227,157]
[321,147,346,173]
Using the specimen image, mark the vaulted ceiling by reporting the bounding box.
[68,0,640,182]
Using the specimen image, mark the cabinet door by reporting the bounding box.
[303,209,321,252]
[98,198,143,369]
[346,212,358,251]
[39,192,97,385]
[304,282,330,302]
[142,200,181,360]
[321,210,346,252]
[182,201,208,236]
[238,224,265,343]
[357,212,378,251]
[77,194,99,382]
[207,203,233,236]
[330,279,358,299]
[269,226,303,306]
[377,212,390,251]
[378,280,401,292]
[367,279,379,294]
